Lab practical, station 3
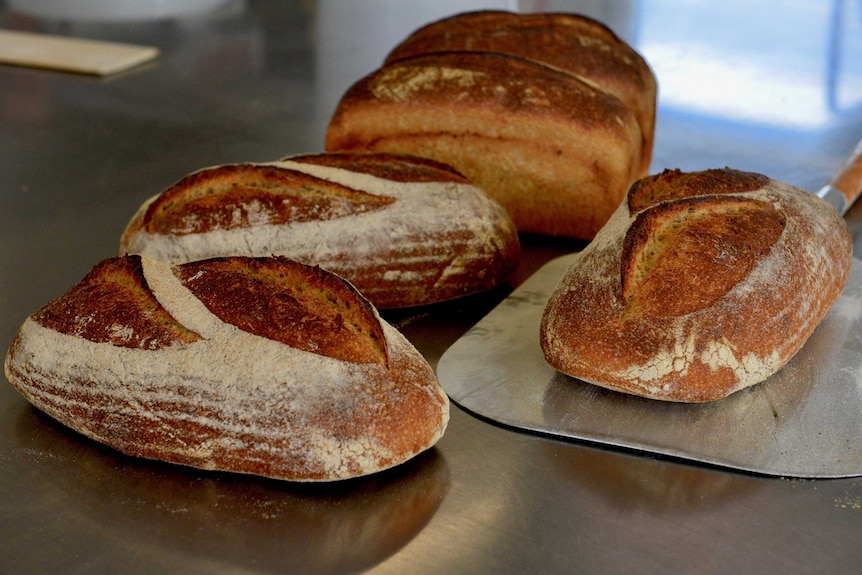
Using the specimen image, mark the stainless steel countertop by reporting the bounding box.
[2,1,862,573]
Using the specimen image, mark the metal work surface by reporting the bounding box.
[439,254,862,479]
[2,1,862,574]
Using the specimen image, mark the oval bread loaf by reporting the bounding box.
[4,254,450,481]
[540,168,853,403]
[120,152,520,309]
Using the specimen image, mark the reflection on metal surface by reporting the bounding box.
[14,406,449,575]
[438,253,862,478]
[542,441,761,512]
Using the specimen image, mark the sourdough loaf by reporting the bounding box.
[383,10,657,175]
[120,152,520,309]
[325,10,651,240]
[4,254,450,481]
[540,168,852,403]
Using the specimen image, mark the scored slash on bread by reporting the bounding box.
[620,169,788,320]
[137,163,396,236]
[120,152,521,309]
[5,255,449,481]
[541,168,853,403]
[174,257,389,366]
[620,195,786,320]
[31,255,202,350]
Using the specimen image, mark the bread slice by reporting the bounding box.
[5,254,449,481]
[121,153,520,309]
[540,168,852,402]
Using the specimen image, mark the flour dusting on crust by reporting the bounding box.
[121,155,520,309]
[541,170,852,402]
[5,255,449,481]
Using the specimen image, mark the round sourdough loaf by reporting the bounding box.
[120,152,520,309]
[4,254,450,481]
[540,168,853,403]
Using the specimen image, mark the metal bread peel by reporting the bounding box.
[437,140,862,479]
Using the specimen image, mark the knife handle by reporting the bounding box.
[827,138,862,213]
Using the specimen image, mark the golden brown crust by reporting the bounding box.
[385,10,625,63]
[333,50,633,139]
[384,10,656,174]
[175,257,389,366]
[121,153,521,309]
[131,163,395,238]
[5,255,449,481]
[620,195,786,318]
[31,255,201,349]
[627,168,771,213]
[325,52,641,239]
[540,168,853,403]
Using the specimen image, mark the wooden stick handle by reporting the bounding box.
[828,138,862,211]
